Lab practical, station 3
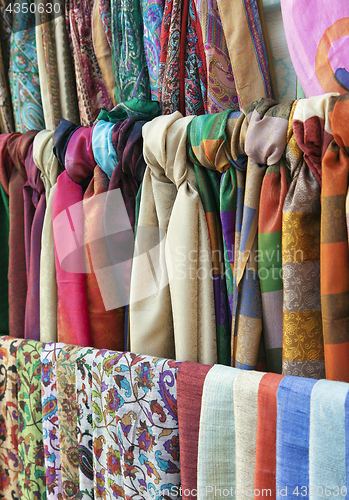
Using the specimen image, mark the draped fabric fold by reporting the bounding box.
[187,110,234,365]
[282,94,336,379]
[193,0,239,113]
[130,112,217,364]
[0,337,23,500]
[197,365,239,499]
[52,127,92,347]
[23,144,46,340]
[17,339,46,500]
[0,40,14,133]
[216,0,276,112]
[321,93,349,382]
[0,184,9,335]
[65,0,113,126]
[9,3,45,132]
[0,131,38,338]
[41,342,65,499]
[177,361,211,500]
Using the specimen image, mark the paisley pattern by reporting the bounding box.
[92,350,181,499]
[75,348,95,499]
[111,0,151,103]
[16,339,46,500]
[9,1,45,132]
[56,345,84,500]
[41,343,65,500]
[0,337,22,500]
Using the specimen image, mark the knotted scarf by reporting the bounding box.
[33,130,62,342]
[130,112,217,364]
[282,94,335,379]
[321,92,349,382]
[0,130,38,338]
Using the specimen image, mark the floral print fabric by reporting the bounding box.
[41,343,65,500]
[16,339,46,500]
[0,337,22,500]
[92,350,181,499]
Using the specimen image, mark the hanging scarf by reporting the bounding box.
[41,342,65,500]
[0,337,23,500]
[254,373,283,500]
[91,120,118,179]
[141,0,164,101]
[0,41,14,133]
[111,0,151,103]
[52,118,80,170]
[98,0,112,48]
[9,2,45,132]
[92,0,116,107]
[130,112,217,364]
[280,0,349,98]
[35,0,80,129]
[16,339,46,500]
[0,184,9,335]
[52,127,92,347]
[0,130,38,338]
[65,0,113,126]
[75,348,95,498]
[197,365,239,499]
[23,144,46,340]
[193,0,239,113]
[187,110,234,365]
[33,131,62,342]
[98,98,161,122]
[216,0,276,112]
[282,94,335,379]
[92,350,181,499]
[56,344,84,500]
[321,92,349,382]
[177,361,211,500]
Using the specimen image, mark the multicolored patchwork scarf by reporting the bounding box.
[16,339,46,500]
[9,3,45,132]
[0,337,23,500]
[41,342,65,500]
[321,93,349,382]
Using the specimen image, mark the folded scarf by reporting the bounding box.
[321,92,349,382]
[91,120,118,179]
[56,344,84,499]
[254,373,283,500]
[197,365,240,499]
[216,0,276,112]
[0,337,24,499]
[53,119,80,171]
[0,131,38,338]
[130,112,217,364]
[276,376,317,498]
[16,339,46,500]
[41,342,65,500]
[92,350,181,499]
[177,361,211,500]
[309,379,349,497]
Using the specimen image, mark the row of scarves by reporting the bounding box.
[0,0,305,135]
[1,92,349,381]
[2,335,349,500]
